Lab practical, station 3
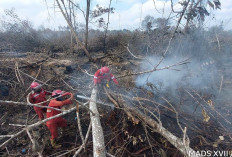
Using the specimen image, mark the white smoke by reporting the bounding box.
[135,55,218,94]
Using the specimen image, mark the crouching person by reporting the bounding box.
[46,90,73,148]
[94,66,119,87]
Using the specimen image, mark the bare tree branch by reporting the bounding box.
[26,129,43,157]
[0,99,62,112]
[117,59,190,79]
[106,91,200,157]
[75,102,84,144]
[56,0,94,62]
[124,44,144,59]
[0,106,76,148]
[73,121,92,157]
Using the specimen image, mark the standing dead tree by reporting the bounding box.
[66,0,91,49]
[103,0,112,53]
[55,0,95,62]
[85,0,91,49]
[91,3,115,53]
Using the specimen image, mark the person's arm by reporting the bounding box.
[29,94,35,103]
[110,73,119,85]
[45,90,52,95]
[50,93,73,107]
[61,92,73,105]
[94,70,100,85]
[50,100,63,107]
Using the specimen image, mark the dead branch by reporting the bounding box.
[76,102,84,144]
[9,124,26,127]
[23,65,42,93]
[61,78,79,91]
[68,0,86,18]
[142,123,155,157]
[103,0,112,53]
[0,99,62,112]
[215,32,221,52]
[78,65,94,77]
[26,129,43,157]
[18,69,49,85]
[34,65,42,81]
[55,0,95,62]
[104,87,139,124]
[219,75,223,93]
[107,91,200,157]
[162,97,184,132]
[152,0,161,13]
[14,62,21,84]
[73,121,92,157]
[117,59,190,79]
[124,44,144,59]
[162,97,190,155]
[16,62,25,86]
[0,106,76,148]
[74,99,96,116]
[0,135,14,138]
[54,117,92,157]
[187,89,231,125]
[106,152,115,157]
[133,143,157,155]
[170,0,182,13]
[76,94,115,108]
[113,93,175,113]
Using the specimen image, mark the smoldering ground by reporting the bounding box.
[135,56,218,96]
[135,31,232,133]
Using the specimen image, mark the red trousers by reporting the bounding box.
[34,107,46,120]
[46,118,67,139]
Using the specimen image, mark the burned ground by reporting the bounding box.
[0,28,232,157]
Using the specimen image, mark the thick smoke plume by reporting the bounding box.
[135,30,232,132]
[136,55,218,94]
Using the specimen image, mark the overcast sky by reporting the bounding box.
[0,0,231,30]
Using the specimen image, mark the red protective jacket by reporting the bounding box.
[46,92,73,122]
[46,92,73,139]
[94,69,118,85]
[29,89,51,120]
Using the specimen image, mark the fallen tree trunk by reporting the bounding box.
[106,90,200,157]
[89,87,106,157]
[76,90,200,156]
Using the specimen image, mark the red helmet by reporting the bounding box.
[52,89,64,96]
[30,82,40,89]
[101,66,110,73]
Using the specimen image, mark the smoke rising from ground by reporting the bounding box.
[135,31,232,132]
[135,30,231,96]
[135,55,218,94]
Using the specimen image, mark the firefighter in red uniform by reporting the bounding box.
[46,90,73,148]
[29,82,51,121]
[94,66,118,87]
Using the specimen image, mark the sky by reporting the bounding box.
[0,0,231,30]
